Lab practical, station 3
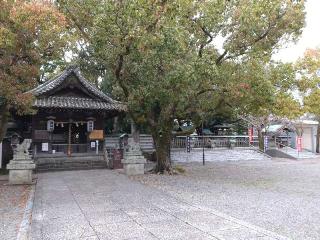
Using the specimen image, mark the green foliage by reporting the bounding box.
[58,0,305,171]
[273,92,302,119]
[296,48,320,115]
[295,48,320,152]
[304,89,320,115]
[0,0,68,115]
[221,59,302,121]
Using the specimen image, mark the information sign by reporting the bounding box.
[42,142,48,152]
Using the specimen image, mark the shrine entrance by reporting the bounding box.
[71,123,87,144]
[47,119,91,156]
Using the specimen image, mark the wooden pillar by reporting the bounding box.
[68,122,72,156]
[103,115,107,160]
[31,116,36,158]
[113,116,119,133]
[49,132,52,154]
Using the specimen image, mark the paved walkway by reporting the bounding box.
[0,182,32,240]
[31,169,289,240]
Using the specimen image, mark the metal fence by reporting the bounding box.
[105,134,259,152]
[105,134,154,152]
[171,135,259,149]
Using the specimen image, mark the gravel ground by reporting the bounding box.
[0,181,31,240]
[32,169,286,240]
[131,158,320,240]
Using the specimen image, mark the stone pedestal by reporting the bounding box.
[122,139,146,175]
[7,160,35,184]
[7,139,35,185]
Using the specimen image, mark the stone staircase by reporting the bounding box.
[35,154,108,172]
[171,148,268,163]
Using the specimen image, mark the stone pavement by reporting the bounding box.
[0,182,32,240]
[31,169,289,240]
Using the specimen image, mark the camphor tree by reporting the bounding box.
[57,0,305,173]
[296,48,320,153]
[235,60,302,150]
[0,0,68,142]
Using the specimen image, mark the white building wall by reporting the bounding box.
[302,127,313,151]
[293,121,318,153]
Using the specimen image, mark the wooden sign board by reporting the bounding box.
[34,130,49,141]
[89,130,104,140]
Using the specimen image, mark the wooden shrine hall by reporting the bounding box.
[26,66,125,170]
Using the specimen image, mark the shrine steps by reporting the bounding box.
[35,155,108,172]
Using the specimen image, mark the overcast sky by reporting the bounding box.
[273,0,320,63]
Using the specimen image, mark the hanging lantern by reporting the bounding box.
[47,120,55,132]
[87,120,94,132]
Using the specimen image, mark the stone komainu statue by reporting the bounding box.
[14,139,32,159]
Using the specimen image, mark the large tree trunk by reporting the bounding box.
[0,103,9,143]
[316,123,320,153]
[257,128,264,151]
[151,127,172,173]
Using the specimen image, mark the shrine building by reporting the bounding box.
[25,66,125,170]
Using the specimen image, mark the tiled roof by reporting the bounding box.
[34,96,126,111]
[29,66,126,111]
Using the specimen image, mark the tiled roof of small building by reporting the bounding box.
[34,96,126,111]
[29,66,126,111]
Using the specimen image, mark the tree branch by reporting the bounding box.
[223,19,281,62]
[115,43,131,98]
[215,50,228,65]
[198,26,214,58]
[57,1,91,41]
[196,86,218,97]
[146,0,168,32]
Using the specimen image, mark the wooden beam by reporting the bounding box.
[68,122,72,156]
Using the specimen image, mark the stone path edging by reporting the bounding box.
[17,184,35,240]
